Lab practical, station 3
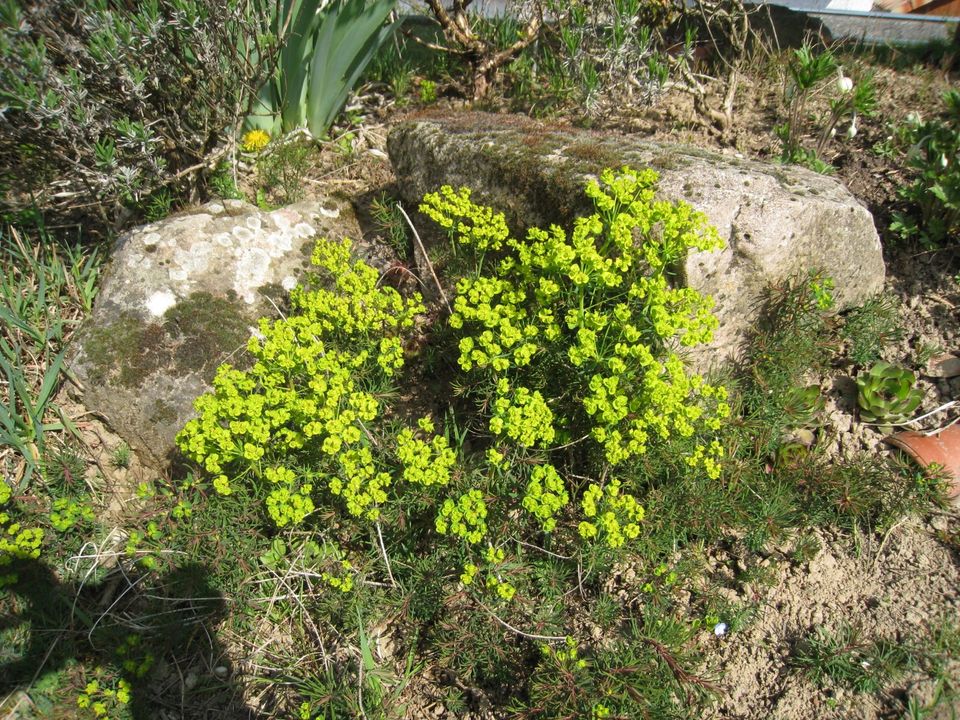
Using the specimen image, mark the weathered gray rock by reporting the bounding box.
[69,197,363,470]
[388,111,885,370]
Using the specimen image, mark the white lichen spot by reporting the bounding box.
[183,241,213,272]
[293,222,314,239]
[319,205,340,218]
[143,232,161,247]
[146,290,177,317]
[235,247,272,304]
[213,232,233,247]
[270,208,297,230]
[206,202,224,215]
[232,226,253,242]
[248,325,266,341]
[281,275,297,290]
[266,230,292,256]
[246,215,262,231]
[169,269,189,282]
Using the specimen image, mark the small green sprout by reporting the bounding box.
[783,384,825,429]
[111,442,131,469]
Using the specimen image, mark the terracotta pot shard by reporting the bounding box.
[885,424,960,503]
[923,351,960,379]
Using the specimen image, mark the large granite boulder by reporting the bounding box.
[69,197,364,470]
[388,111,885,370]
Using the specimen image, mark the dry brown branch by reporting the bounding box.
[420,0,545,100]
[641,636,718,700]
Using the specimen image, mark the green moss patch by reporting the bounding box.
[164,292,251,376]
[81,292,251,390]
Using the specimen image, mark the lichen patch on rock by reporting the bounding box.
[68,196,364,470]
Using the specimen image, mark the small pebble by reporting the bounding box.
[184,672,197,690]
[929,515,949,532]
[213,665,229,679]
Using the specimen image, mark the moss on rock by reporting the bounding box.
[81,291,251,390]
[164,291,251,377]
[83,313,168,389]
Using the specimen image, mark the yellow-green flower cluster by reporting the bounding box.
[321,559,354,593]
[396,424,457,486]
[115,634,154,678]
[541,635,588,671]
[0,481,43,586]
[584,167,722,273]
[586,353,728,467]
[684,438,726,480]
[482,545,516,601]
[489,381,555,448]
[420,185,510,251]
[49,496,95,532]
[292,239,424,356]
[266,483,315,527]
[421,166,729,475]
[449,276,537,373]
[76,676,131,717]
[592,703,612,719]
[435,489,487,543]
[176,237,424,528]
[459,561,479,585]
[328,446,392,520]
[577,479,646,548]
[485,573,516,601]
[459,548,517,600]
[521,463,569,532]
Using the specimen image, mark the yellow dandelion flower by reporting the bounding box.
[241,129,270,153]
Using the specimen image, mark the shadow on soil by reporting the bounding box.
[0,558,261,718]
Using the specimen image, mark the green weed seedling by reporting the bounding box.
[111,443,131,470]
[841,294,903,367]
[0,226,101,485]
[890,90,960,247]
[256,138,313,205]
[418,78,437,104]
[370,193,410,260]
[794,624,916,694]
[209,163,246,201]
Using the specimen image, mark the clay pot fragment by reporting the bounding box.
[923,351,960,379]
[885,424,960,503]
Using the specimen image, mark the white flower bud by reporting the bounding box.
[830,127,837,138]
[837,75,853,93]
[941,154,948,168]
[845,122,858,139]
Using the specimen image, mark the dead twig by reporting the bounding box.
[396,203,452,315]
[640,636,718,700]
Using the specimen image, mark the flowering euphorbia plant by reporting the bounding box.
[177,167,730,615]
